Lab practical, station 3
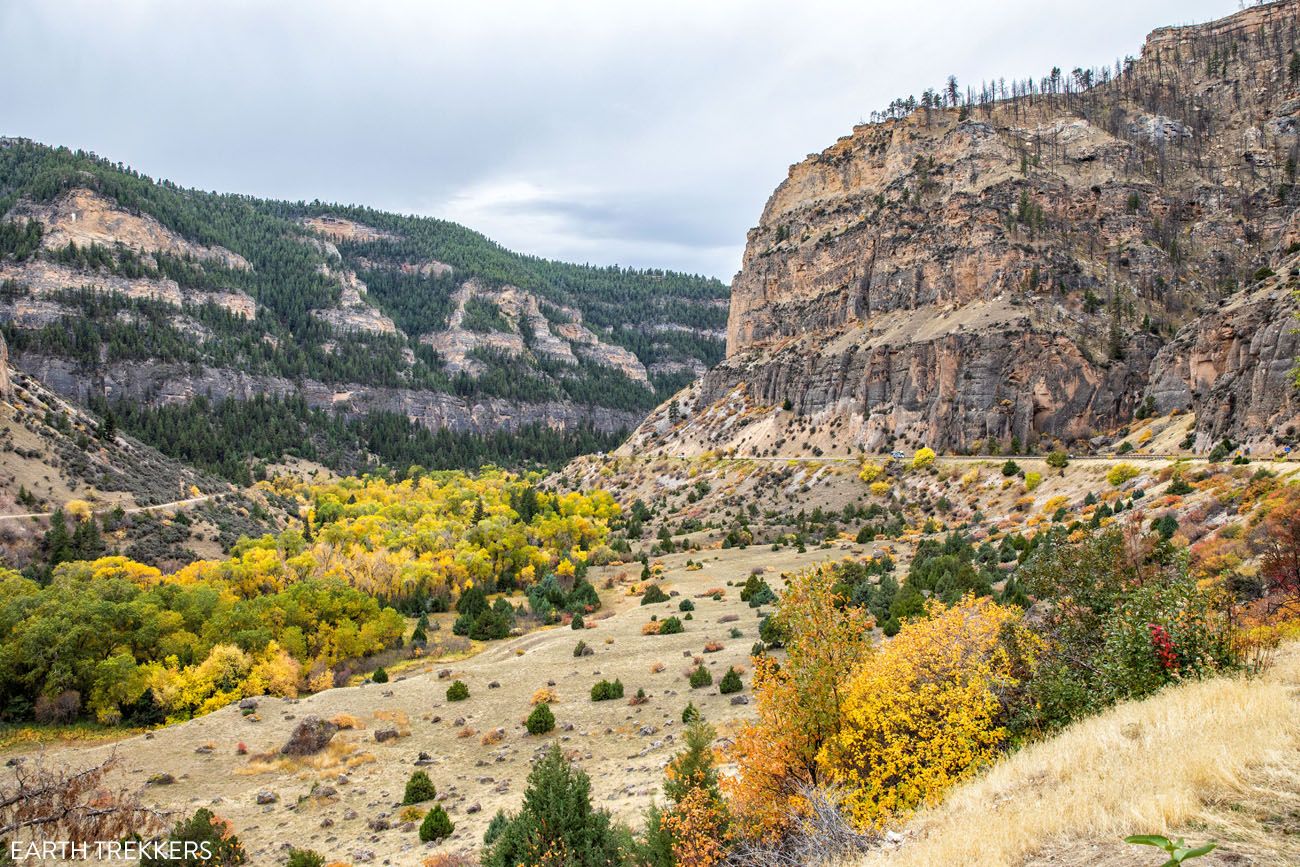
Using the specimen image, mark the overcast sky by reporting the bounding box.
[1,0,1238,281]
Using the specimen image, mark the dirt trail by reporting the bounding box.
[0,494,220,522]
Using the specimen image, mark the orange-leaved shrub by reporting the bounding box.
[723,564,872,842]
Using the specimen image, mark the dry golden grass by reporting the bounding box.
[330,713,364,730]
[481,728,505,746]
[852,644,1300,867]
[650,661,666,673]
[531,687,558,705]
[421,854,477,867]
[237,740,373,777]
[372,709,409,727]
[398,805,425,823]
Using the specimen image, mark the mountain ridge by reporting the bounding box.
[0,138,728,476]
[635,0,1300,459]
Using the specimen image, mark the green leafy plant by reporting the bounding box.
[403,770,436,804]
[657,616,684,635]
[285,849,324,867]
[419,804,454,842]
[481,745,624,866]
[641,584,669,605]
[1124,834,1216,866]
[590,678,624,701]
[526,702,556,735]
[688,664,713,688]
[682,701,701,724]
[140,808,247,867]
[446,680,470,701]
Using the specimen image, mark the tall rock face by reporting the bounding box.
[1147,261,1300,450]
[634,1,1300,457]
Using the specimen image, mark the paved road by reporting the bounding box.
[636,452,1287,465]
[0,493,220,522]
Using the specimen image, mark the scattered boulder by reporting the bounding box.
[280,715,339,756]
[238,697,258,711]
[256,790,279,805]
[147,773,176,786]
[373,727,400,743]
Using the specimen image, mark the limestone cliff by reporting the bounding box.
[1147,259,1300,451]
[640,0,1300,457]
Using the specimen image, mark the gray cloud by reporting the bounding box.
[0,0,1236,279]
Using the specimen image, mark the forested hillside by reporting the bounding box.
[0,139,727,478]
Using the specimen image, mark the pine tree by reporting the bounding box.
[482,746,627,866]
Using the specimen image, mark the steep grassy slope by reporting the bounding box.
[853,642,1300,867]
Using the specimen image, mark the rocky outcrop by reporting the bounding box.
[423,281,650,384]
[302,215,397,244]
[13,352,641,435]
[648,0,1300,455]
[0,260,256,319]
[280,716,338,756]
[310,266,398,335]
[9,188,250,270]
[1147,266,1300,450]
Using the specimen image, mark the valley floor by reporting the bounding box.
[1,543,860,865]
